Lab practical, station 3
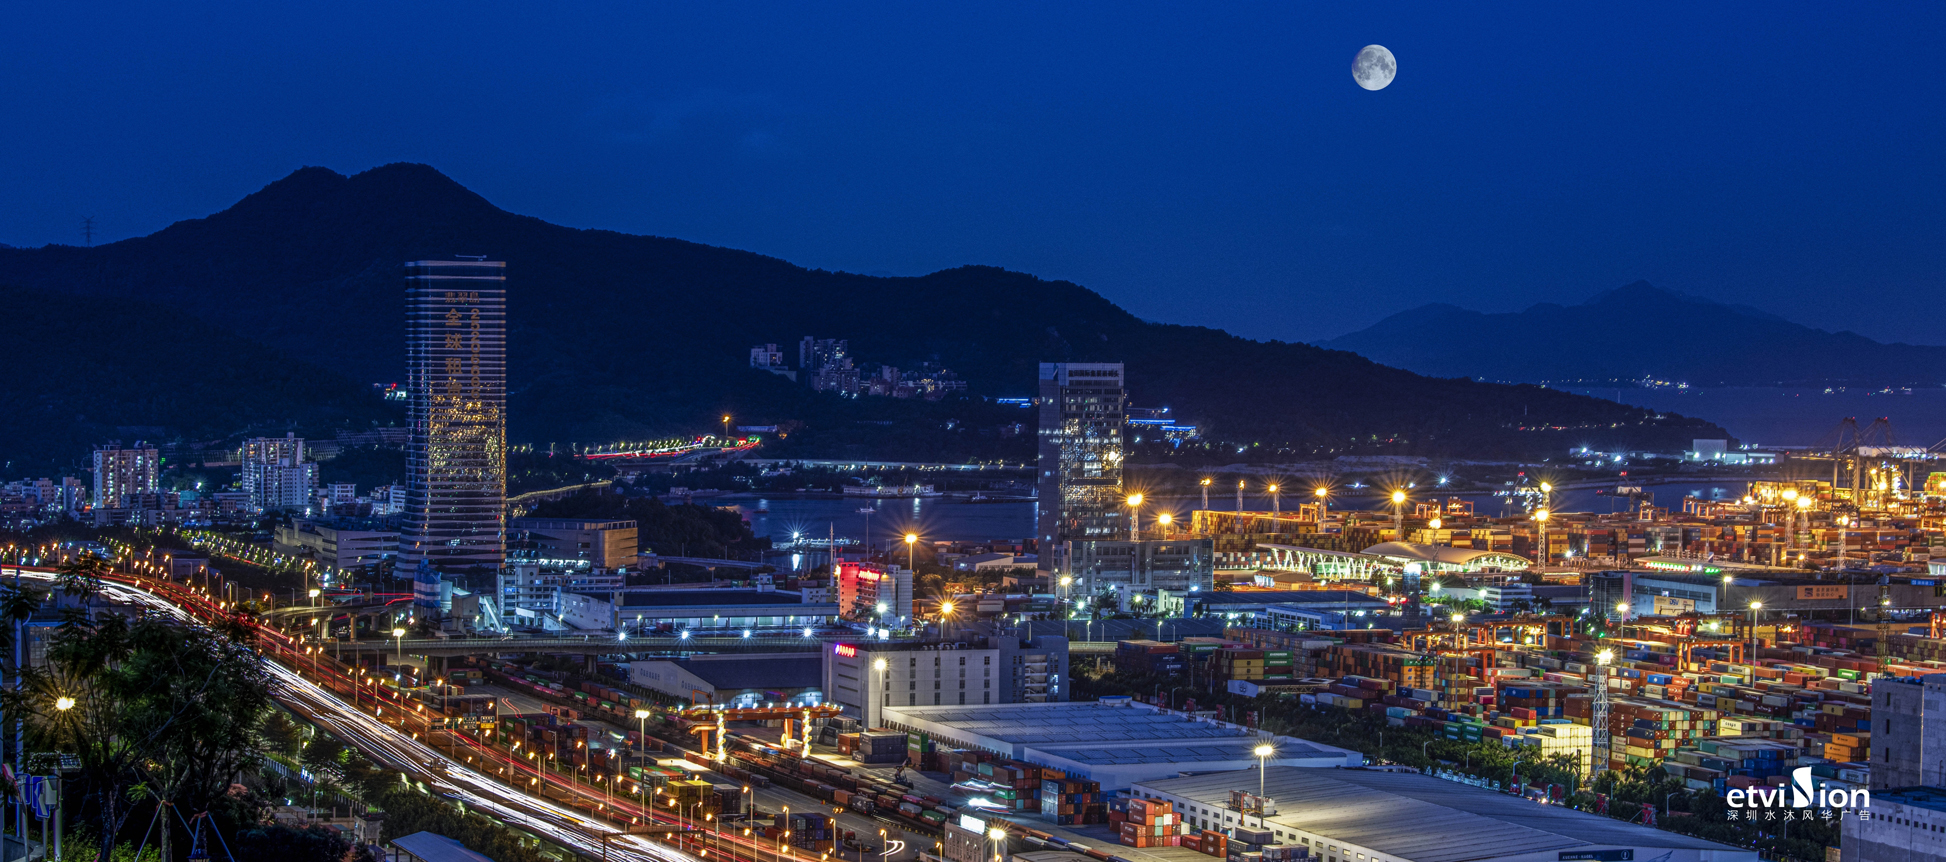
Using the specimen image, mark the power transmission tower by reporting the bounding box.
[81,216,96,247]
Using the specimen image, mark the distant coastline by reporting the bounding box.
[1561,385,1946,448]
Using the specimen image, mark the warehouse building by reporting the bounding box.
[628,653,824,707]
[825,635,1070,728]
[1132,767,1756,862]
[875,698,1358,788]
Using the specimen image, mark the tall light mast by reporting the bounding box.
[1592,649,1613,777]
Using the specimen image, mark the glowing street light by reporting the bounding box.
[392,627,406,661]
[1157,513,1173,537]
[1390,489,1407,540]
[1200,477,1211,510]
[904,532,919,572]
[1252,742,1275,814]
[1314,486,1330,522]
[1267,484,1280,517]
[1126,493,1144,540]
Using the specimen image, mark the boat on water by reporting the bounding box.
[842,484,943,498]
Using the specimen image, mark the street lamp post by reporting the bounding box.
[1781,489,1799,556]
[1749,600,1763,658]
[1252,743,1274,828]
[392,627,406,664]
[872,658,888,727]
[1236,480,1244,512]
[1126,493,1143,541]
[1268,484,1280,519]
[1391,490,1407,541]
[636,708,652,755]
[1200,478,1210,511]
[1314,487,1329,524]
[1157,513,1172,539]
[904,533,918,573]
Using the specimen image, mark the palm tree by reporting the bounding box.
[55,552,111,607]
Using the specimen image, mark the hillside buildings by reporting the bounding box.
[749,343,795,381]
[91,441,158,509]
[1037,362,1126,575]
[242,433,318,512]
[401,259,508,574]
[749,335,968,399]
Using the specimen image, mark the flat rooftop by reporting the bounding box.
[880,701,1356,788]
[889,702,1263,746]
[680,655,823,691]
[621,591,817,607]
[1140,767,1751,862]
[1882,786,1946,813]
[1196,590,1385,606]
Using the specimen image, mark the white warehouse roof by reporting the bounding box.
[880,700,1358,788]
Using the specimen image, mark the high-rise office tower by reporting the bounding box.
[241,433,318,512]
[1036,362,1126,575]
[91,441,159,509]
[401,259,508,573]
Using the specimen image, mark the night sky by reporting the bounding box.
[5,3,1944,345]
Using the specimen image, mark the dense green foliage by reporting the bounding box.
[0,285,400,474]
[527,488,770,558]
[2,581,276,861]
[0,164,1727,474]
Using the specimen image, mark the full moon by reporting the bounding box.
[1352,45,1396,91]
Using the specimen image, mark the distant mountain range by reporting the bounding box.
[0,165,1725,471]
[1322,282,1946,388]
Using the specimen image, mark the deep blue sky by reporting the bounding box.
[5,4,1944,344]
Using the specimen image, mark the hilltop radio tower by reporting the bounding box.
[81,216,96,247]
[1592,648,1613,777]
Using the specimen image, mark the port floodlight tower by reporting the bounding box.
[1592,648,1613,777]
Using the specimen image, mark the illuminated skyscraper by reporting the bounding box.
[91,440,158,509]
[241,433,317,512]
[401,259,507,573]
[1036,362,1125,575]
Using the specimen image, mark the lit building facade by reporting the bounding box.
[91,441,159,510]
[834,561,914,626]
[242,433,318,512]
[1036,362,1126,574]
[401,259,508,573]
[510,517,638,569]
[1068,538,1215,594]
[824,634,1071,729]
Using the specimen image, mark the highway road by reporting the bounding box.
[0,566,838,862]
